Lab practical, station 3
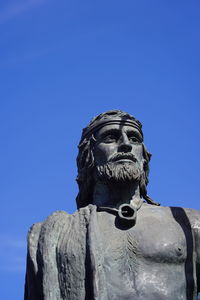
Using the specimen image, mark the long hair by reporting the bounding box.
[76,110,160,208]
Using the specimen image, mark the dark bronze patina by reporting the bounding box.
[25,110,200,300]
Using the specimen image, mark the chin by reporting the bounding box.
[96,161,142,184]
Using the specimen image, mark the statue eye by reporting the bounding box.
[129,136,140,143]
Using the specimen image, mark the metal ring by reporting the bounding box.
[118,204,137,226]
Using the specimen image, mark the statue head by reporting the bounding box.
[76,110,159,208]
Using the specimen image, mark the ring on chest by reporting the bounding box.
[118,203,137,226]
[97,203,138,227]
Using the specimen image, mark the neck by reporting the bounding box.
[93,181,142,209]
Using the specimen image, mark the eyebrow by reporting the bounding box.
[99,128,120,138]
[126,129,141,136]
[126,129,143,141]
[98,128,143,141]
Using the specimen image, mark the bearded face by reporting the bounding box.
[76,137,148,209]
[95,155,143,185]
[93,123,144,186]
[76,113,158,209]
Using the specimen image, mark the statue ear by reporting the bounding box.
[142,144,151,162]
[142,144,151,182]
[77,135,96,172]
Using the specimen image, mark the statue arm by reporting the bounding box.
[24,222,43,300]
[24,210,70,300]
[193,218,200,293]
[187,209,200,293]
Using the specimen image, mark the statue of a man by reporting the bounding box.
[24,110,200,300]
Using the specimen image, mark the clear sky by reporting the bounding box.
[1,0,200,299]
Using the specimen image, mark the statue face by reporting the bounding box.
[94,123,144,168]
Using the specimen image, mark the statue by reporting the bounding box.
[24,110,200,300]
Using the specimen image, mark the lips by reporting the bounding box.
[110,153,137,163]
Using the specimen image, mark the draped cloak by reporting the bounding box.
[24,205,112,300]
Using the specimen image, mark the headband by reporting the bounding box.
[81,118,143,141]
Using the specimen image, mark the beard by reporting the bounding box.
[95,161,142,186]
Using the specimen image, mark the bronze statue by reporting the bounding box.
[25,110,200,300]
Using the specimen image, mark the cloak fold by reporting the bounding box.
[24,205,108,300]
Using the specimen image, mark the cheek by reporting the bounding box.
[131,146,144,164]
[94,143,116,165]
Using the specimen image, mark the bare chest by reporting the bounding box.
[97,206,190,264]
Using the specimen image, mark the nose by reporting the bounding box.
[118,132,132,153]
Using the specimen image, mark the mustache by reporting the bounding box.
[108,152,137,163]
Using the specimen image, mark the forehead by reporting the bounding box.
[95,123,142,138]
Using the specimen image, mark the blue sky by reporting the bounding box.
[1,1,200,299]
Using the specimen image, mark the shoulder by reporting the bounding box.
[28,210,71,238]
[166,206,200,229]
[27,211,72,256]
[141,203,200,227]
[27,206,97,248]
[181,207,200,230]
